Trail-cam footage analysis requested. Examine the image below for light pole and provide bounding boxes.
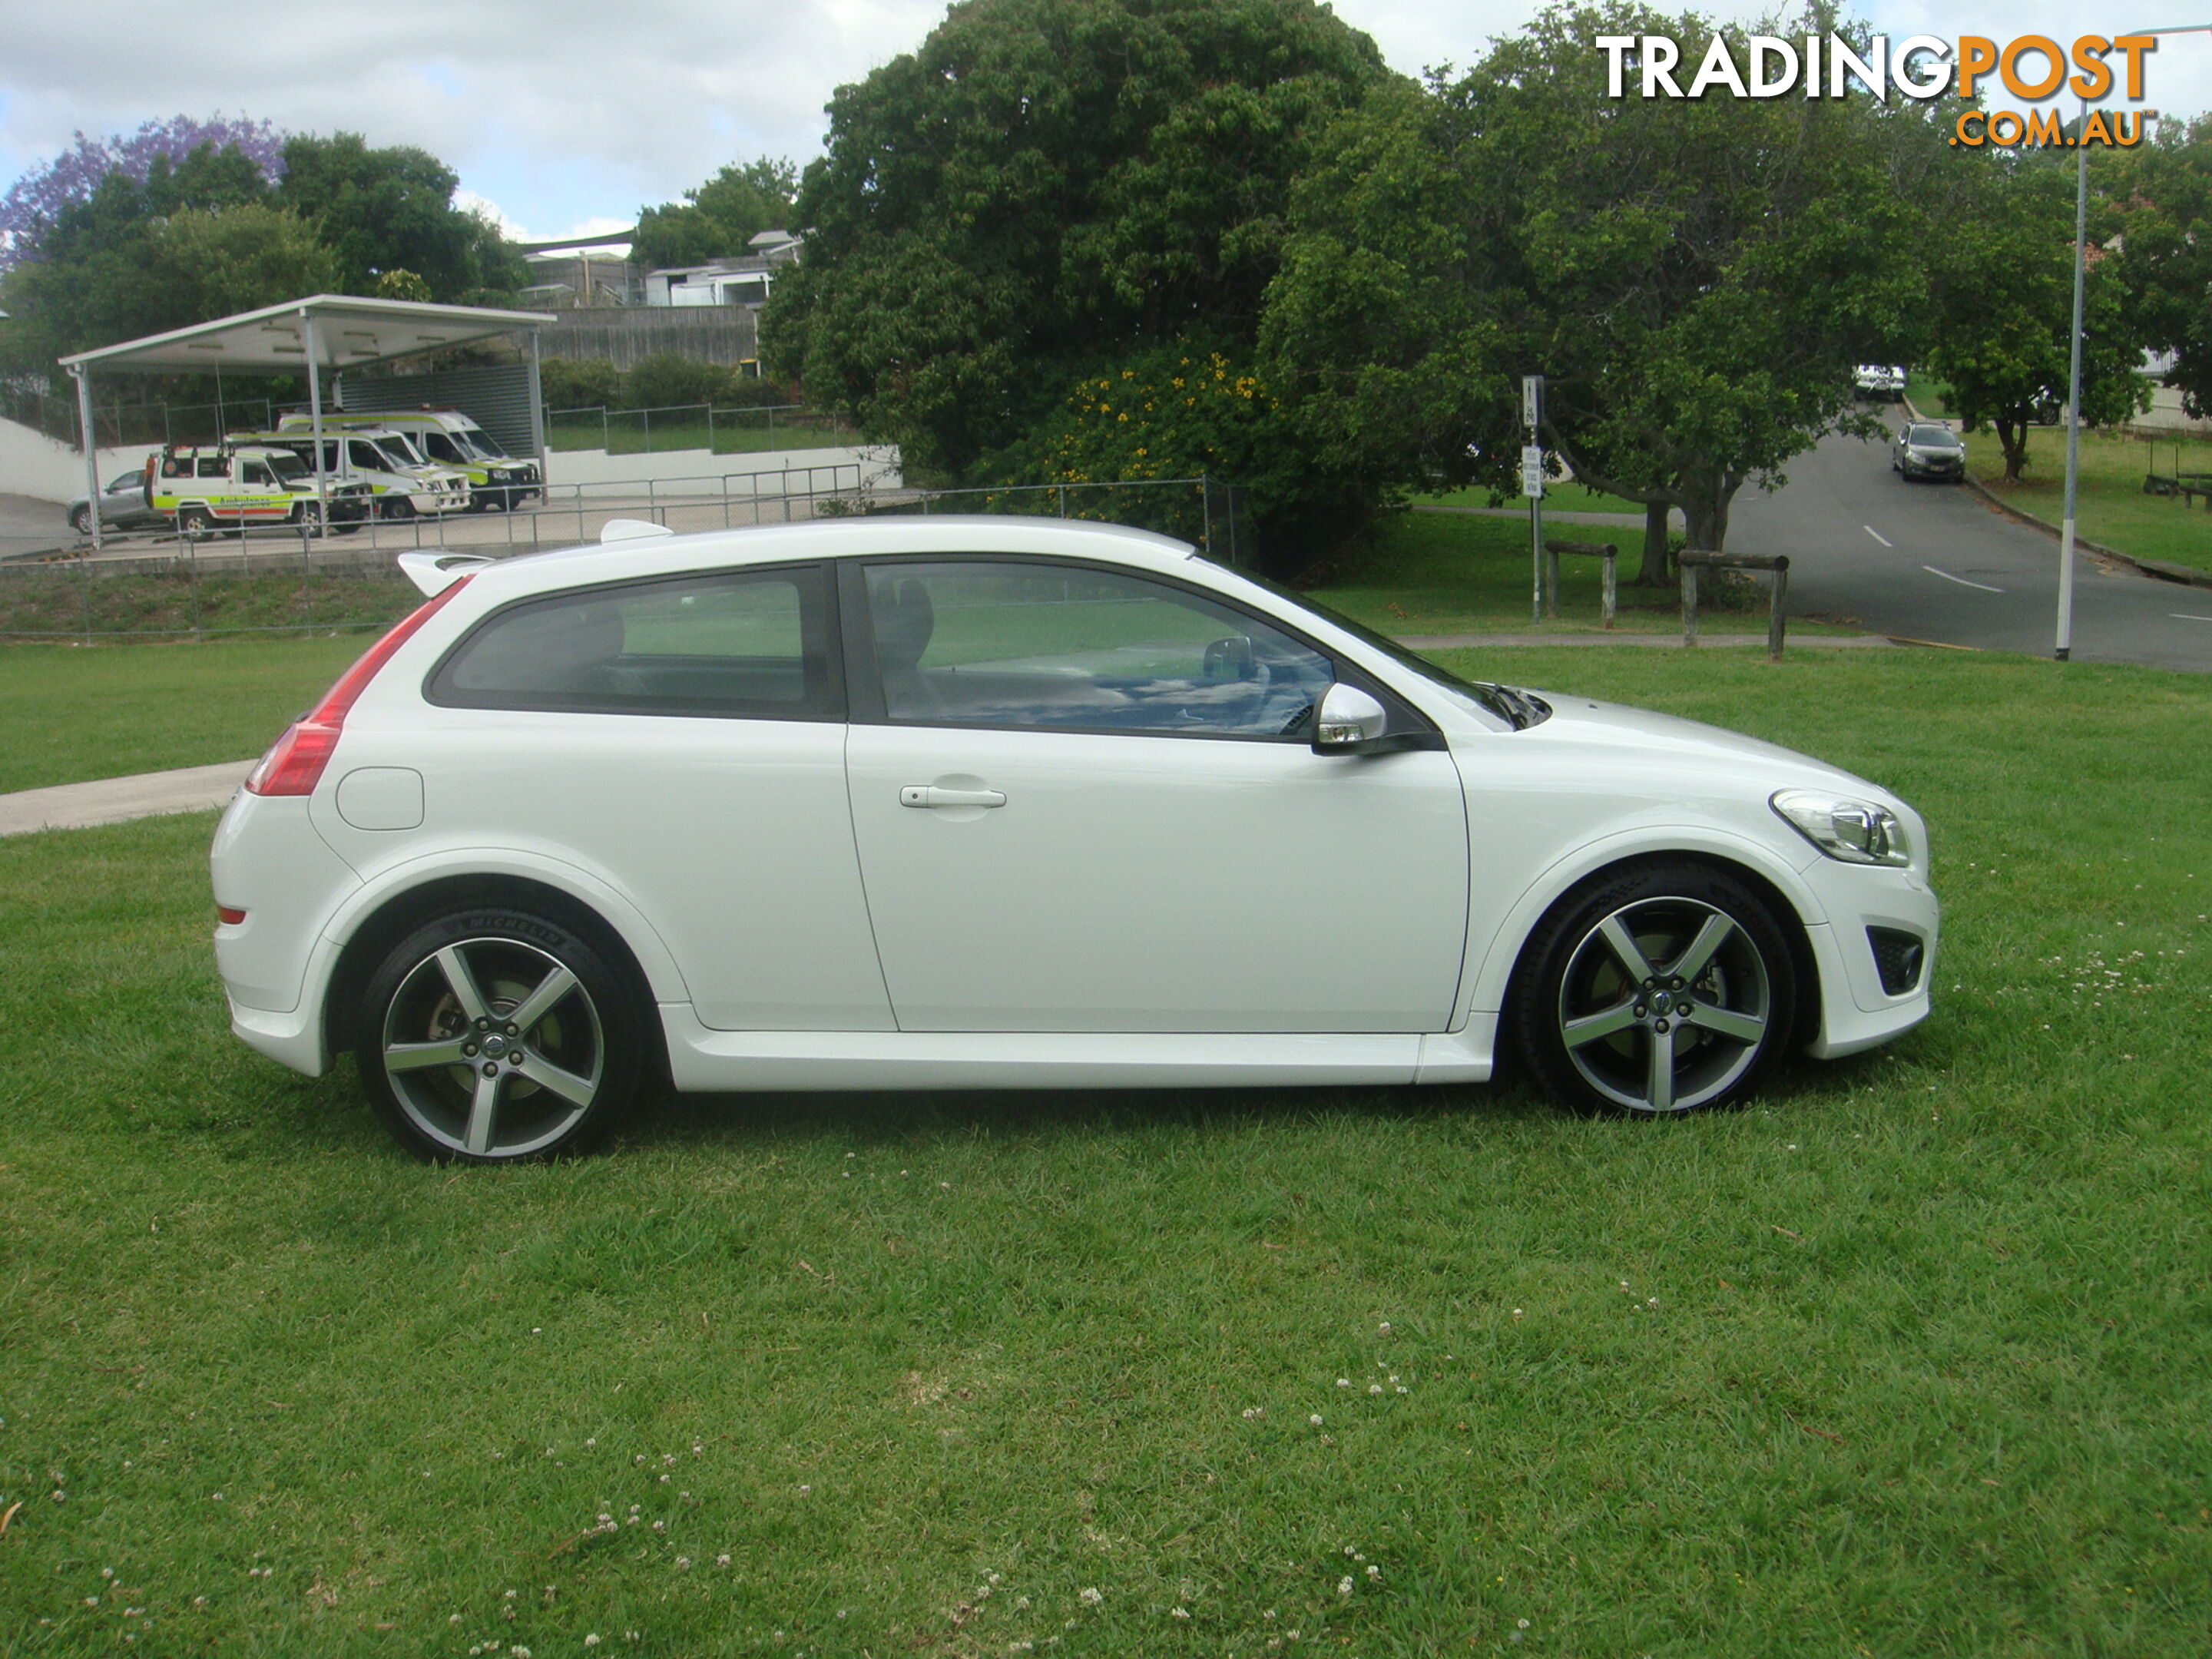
[2057,22,2211,661]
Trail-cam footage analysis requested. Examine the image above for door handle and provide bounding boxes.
[900,785,1006,809]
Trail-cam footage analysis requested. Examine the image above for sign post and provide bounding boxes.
[1522,375,1545,623]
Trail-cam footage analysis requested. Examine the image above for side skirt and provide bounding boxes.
[659,1005,1497,1092]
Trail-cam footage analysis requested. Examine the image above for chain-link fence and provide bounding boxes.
[544,402,859,456]
[2,469,1254,643]
[0,383,276,449]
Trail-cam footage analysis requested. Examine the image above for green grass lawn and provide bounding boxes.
[1316,507,1848,637]
[1965,426,2212,578]
[0,635,369,794]
[1,562,419,648]
[4,639,2210,1654]
[1406,482,1652,517]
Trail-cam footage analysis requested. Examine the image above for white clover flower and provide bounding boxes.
[1241,1406,1263,1420]
[716,1554,731,1567]
[1171,1606,1190,1619]
[585,1637,601,1649]
[652,1521,666,1533]
[1309,1414,1323,1426]
[101,1568,114,1579]
[1336,1379,1349,1388]
[1078,1587,1103,1605]
[1369,1383,1383,1395]
[1337,1576,1353,1596]
[1378,1321,1391,1333]
[452,1613,464,1624]
[1366,1565,1382,1581]
[675,1558,690,1570]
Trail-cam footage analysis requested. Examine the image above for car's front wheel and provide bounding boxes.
[70,504,94,535]
[1512,863,1796,1115]
[356,909,643,1161]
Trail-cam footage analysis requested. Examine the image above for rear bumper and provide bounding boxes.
[228,995,331,1077]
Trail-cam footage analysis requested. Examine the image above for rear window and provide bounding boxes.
[427,563,840,720]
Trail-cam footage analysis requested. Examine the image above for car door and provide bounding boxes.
[839,556,1471,1034]
[395,559,894,1032]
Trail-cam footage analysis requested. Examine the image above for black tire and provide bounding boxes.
[70,505,94,535]
[381,496,416,522]
[1510,862,1796,1116]
[177,505,214,534]
[356,907,644,1162]
[293,500,324,534]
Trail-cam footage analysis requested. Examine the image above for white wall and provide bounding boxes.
[0,416,151,504]
[542,442,902,494]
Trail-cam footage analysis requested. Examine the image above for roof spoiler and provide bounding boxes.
[398,550,496,597]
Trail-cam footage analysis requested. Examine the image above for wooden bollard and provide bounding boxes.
[1543,538,1619,628]
[1679,550,1791,661]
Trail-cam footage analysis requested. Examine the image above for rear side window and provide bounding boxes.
[428,564,839,720]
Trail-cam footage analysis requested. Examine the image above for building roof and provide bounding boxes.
[58,294,558,374]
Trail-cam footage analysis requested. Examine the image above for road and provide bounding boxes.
[1730,412,2212,673]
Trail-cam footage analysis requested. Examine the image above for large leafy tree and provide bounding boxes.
[767,0,1390,514]
[0,114,284,273]
[0,141,300,365]
[1925,145,2146,482]
[1266,5,1947,573]
[632,158,797,270]
[273,132,522,302]
[2102,114,2212,422]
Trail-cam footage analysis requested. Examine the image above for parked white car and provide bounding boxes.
[1853,364,1906,399]
[211,518,1938,1161]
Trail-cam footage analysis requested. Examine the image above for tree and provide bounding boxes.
[1266,5,1949,574]
[1926,146,2147,482]
[273,133,522,302]
[632,159,796,270]
[767,0,1391,534]
[2103,114,2212,421]
[0,141,299,365]
[0,114,283,273]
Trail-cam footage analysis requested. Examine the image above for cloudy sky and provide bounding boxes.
[2,0,2205,245]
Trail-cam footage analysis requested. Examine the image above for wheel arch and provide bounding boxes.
[1475,834,1826,1054]
[320,871,673,1080]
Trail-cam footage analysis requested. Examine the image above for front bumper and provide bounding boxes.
[1794,854,1940,1058]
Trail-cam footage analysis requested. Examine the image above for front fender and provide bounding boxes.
[1463,822,1826,1018]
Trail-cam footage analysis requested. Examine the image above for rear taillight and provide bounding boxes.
[217,906,247,926]
[245,577,472,797]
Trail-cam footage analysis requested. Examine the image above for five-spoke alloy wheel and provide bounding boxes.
[358,909,641,1161]
[1515,864,1796,1115]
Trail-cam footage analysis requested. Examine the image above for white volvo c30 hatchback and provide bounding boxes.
[210,517,1938,1161]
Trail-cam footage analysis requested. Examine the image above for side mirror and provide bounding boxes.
[1313,683,1388,753]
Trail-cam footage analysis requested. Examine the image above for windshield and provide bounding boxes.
[1219,564,1545,730]
[266,452,310,484]
[375,435,426,468]
[457,426,507,459]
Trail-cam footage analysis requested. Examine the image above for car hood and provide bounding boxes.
[1509,691,1892,800]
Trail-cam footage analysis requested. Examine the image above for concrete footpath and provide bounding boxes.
[0,759,252,837]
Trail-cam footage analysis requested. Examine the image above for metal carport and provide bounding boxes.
[57,294,555,548]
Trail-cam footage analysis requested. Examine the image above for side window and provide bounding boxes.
[862,560,1333,739]
[429,564,839,720]
[423,432,462,461]
[241,461,273,486]
[196,456,227,477]
[348,440,386,472]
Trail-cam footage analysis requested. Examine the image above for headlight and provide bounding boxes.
[1770,790,1910,866]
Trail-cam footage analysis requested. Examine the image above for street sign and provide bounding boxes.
[1522,374,1544,432]
[1521,444,1546,498]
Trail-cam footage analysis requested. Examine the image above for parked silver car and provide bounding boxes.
[68,469,166,535]
[1892,423,1965,481]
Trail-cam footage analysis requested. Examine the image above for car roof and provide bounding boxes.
[460,515,1203,603]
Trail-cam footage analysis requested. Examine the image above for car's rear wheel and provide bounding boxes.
[1512,863,1796,1115]
[357,909,643,1161]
